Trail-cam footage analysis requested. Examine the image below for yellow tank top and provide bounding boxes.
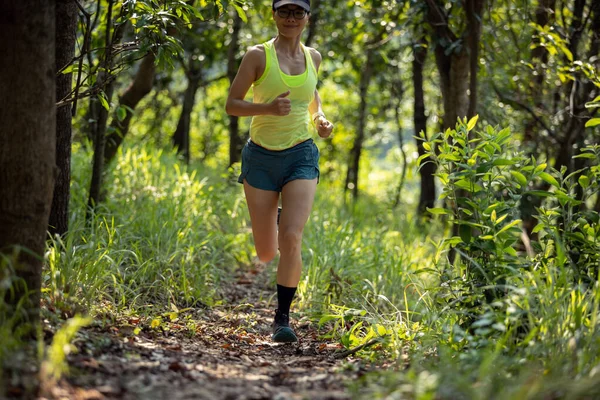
[250,39,318,150]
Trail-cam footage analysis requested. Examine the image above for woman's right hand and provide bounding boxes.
[270,91,291,116]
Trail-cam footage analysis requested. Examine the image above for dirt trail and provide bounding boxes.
[45,265,371,400]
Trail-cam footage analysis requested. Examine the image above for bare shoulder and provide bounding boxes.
[240,45,266,81]
[306,46,322,70]
[244,44,266,63]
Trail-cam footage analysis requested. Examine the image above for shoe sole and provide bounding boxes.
[272,327,298,343]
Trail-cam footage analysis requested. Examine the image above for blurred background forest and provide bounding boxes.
[1,0,599,398]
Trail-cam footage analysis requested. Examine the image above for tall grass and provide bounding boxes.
[44,143,254,318]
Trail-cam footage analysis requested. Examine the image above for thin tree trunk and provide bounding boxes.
[305,0,321,47]
[173,69,201,164]
[412,39,436,215]
[520,0,556,238]
[49,0,78,237]
[393,101,407,208]
[466,0,485,119]
[425,0,481,264]
[228,12,243,167]
[554,0,589,174]
[87,0,117,213]
[0,0,56,324]
[104,53,156,165]
[345,49,374,199]
[425,0,470,129]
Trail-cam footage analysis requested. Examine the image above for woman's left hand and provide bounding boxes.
[316,116,334,138]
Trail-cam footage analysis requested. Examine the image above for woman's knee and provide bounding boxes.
[257,248,277,263]
[279,228,303,251]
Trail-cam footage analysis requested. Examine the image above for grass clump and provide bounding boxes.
[43,144,254,321]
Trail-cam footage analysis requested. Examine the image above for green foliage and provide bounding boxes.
[40,316,92,385]
[532,144,600,281]
[420,117,536,288]
[44,143,254,318]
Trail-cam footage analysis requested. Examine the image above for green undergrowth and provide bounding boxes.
[4,130,599,399]
[44,143,254,322]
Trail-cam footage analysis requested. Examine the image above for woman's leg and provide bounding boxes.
[243,180,280,264]
[277,178,318,287]
[270,178,317,342]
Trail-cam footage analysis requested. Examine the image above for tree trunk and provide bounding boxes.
[520,0,556,238]
[104,53,156,165]
[173,69,201,164]
[393,97,407,209]
[425,0,483,264]
[49,0,78,237]
[345,49,374,199]
[0,0,56,324]
[554,0,590,174]
[87,0,122,213]
[435,46,470,129]
[228,12,243,167]
[305,0,321,47]
[412,39,436,215]
[88,83,115,211]
[466,0,485,119]
[425,0,473,129]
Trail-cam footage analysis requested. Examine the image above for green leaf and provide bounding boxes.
[484,203,502,214]
[459,224,472,243]
[455,179,483,192]
[467,115,479,131]
[97,92,110,111]
[578,175,590,189]
[233,4,248,22]
[444,236,463,246]
[493,159,516,166]
[497,219,522,235]
[585,118,600,128]
[117,106,127,121]
[427,207,450,215]
[573,153,597,159]
[416,154,431,168]
[538,172,560,188]
[495,214,508,225]
[532,223,545,234]
[510,171,527,186]
[534,163,547,172]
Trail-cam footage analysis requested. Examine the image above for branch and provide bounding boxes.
[55,74,118,109]
[493,85,558,139]
[72,0,93,115]
[424,0,457,42]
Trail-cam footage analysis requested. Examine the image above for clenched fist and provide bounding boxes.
[315,116,334,138]
[270,91,291,116]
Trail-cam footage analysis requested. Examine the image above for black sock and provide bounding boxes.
[276,284,297,315]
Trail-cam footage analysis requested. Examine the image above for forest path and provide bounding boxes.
[48,264,373,400]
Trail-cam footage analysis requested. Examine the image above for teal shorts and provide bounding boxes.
[238,139,320,192]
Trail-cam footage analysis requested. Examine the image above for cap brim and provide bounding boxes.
[273,0,310,12]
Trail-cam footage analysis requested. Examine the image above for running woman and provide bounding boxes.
[225,0,334,343]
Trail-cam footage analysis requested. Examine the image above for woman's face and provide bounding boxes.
[272,5,309,37]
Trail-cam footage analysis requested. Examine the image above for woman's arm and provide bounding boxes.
[308,88,324,119]
[307,49,334,138]
[225,46,291,117]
